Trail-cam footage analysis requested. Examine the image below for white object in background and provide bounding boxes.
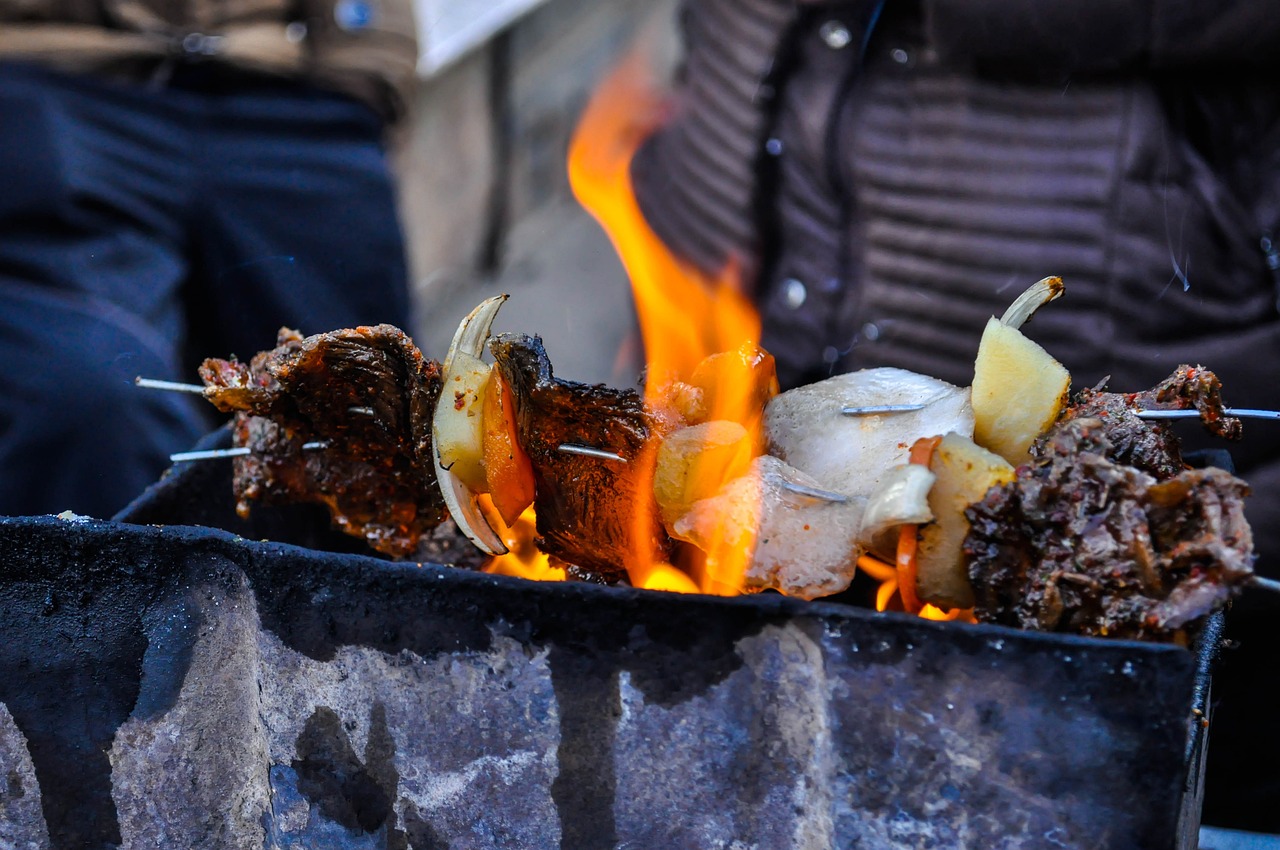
[415,0,548,76]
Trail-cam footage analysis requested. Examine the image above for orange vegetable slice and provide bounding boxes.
[482,370,536,526]
[896,435,942,614]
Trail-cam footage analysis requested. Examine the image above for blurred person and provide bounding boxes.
[0,0,418,517]
[631,0,1280,831]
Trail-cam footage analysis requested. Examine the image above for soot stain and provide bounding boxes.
[548,646,620,850]
[402,800,452,850]
[0,519,208,849]
[292,703,402,836]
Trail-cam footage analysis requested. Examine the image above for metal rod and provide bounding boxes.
[557,443,628,462]
[169,440,328,463]
[1250,575,1280,595]
[781,481,848,503]
[841,403,926,416]
[1135,408,1280,421]
[135,377,207,395]
[349,406,376,416]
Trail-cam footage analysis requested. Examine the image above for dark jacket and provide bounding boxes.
[634,0,1280,516]
[633,0,1280,828]
[0,0,417,118]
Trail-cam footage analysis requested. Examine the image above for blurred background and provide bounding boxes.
[401,0,678,384]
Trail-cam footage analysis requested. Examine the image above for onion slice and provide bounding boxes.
[433,295,510,555]
[998,276,1064,330]
[857,463,937,552]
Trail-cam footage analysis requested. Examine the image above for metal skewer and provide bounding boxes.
[1135,408,1280,421]
[169,440,328,463]
[137,375,379,419]
[841,403,927,416]
[135,377,207,394]
[781,481,849,503]
[1250,575,1280,595]
[557,443,628,462]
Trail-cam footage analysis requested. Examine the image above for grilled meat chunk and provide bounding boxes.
[965,418,1254,639]
[489,333,676,581]
[1051,365,1241,480]
[199,325,446,557]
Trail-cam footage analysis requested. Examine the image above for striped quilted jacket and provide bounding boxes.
[634,0,1280,394]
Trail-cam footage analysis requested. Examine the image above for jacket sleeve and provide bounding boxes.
[922,0,1280,73]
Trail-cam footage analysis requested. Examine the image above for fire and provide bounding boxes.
[567,45,762,596]
[481,499,566,582]
[483,44,974,624]
[858,555,976,623]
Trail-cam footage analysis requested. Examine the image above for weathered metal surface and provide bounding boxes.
[0,511,1203,850]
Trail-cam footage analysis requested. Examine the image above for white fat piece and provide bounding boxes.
[674,456,869,600]
[764,367,973,500]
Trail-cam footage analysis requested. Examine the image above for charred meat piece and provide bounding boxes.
[1053,365,1241,480]
[489,333,676,581]
[199,325,447,557]
[965,418,1254,639]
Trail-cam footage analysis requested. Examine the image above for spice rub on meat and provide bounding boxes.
[1051,365,1242,480]
[489,333,677,581]
[965,418,1254,639]
[198,325,447,557]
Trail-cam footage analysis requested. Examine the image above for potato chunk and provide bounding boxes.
[971,317,1070,465]
[916,433,1016,609]
[654,421,753,528]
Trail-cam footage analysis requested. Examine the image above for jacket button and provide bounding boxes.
[819,20,853,50]
[764,137,784,157]
[285,21,308,43]
[822,346,840,364]
[181,32,224,55]
[862,322,881,341]
[335,0,375,30]
[890,48,910,65]
[782,278,807,309]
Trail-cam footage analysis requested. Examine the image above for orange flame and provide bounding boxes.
[857,555,976,623]
[481,499,567,582]
[568,46,764,596]
[483,44,979,627]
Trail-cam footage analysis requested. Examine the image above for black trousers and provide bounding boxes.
[0,61,412,518]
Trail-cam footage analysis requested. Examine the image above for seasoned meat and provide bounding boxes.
[199,325,447,557]
[965,418,1254,639]
[1052,365,1241,480]
[489,333,676,581]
